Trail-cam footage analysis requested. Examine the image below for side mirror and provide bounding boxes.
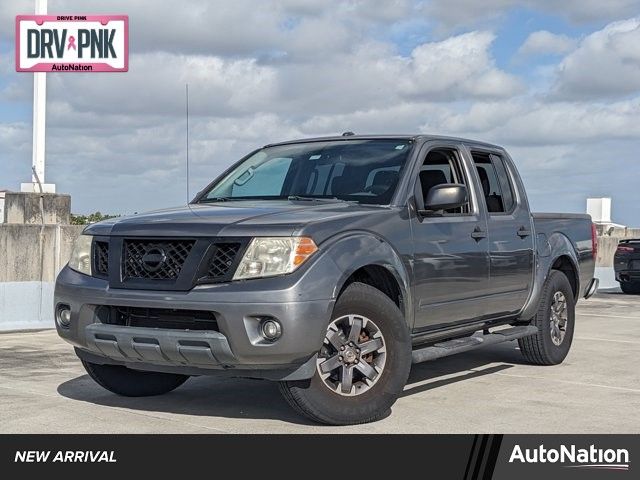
[422,184,468,213]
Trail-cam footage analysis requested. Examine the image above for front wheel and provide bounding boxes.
[518,270,575,365]
[279,282,411,425]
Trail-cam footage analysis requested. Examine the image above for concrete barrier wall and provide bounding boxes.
[0,224,83,282]
[3,192,71,225]
[0,224,83,330]
[596,237,620,268]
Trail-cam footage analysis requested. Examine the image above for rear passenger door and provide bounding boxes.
[469,149,534,317]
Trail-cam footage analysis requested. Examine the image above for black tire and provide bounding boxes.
[279,282,411,425]
[81,360,189,397]
[518,270,575,365]
[620,281,640,295]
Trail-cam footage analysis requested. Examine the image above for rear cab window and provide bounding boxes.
[470,151,516,214]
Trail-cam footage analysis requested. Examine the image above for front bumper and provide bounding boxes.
[55,266,335,380]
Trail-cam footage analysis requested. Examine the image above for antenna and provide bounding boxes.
[185,83,190,203]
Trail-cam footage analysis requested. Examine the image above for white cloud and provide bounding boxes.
[41,30,518,122]
[553,18,640,99]
[437,99,640,146]
[401,31,523,100]
[499,101,640,145]
[45,53,278,118]
[518,31,577,57]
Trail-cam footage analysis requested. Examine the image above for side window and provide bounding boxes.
[490,154,515,212]
[232,157,292,196]
[471,152,515,214]
[419,148,470,215]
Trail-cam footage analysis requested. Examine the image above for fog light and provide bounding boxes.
[56,305,71,328]
[261,319,282,341]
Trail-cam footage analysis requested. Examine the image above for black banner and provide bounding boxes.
[0,434,636,478]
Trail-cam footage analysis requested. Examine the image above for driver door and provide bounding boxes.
[411,144,491,330]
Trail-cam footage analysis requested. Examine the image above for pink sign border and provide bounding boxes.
[15,14,129,72]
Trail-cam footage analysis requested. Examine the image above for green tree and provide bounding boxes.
[70,211,119,225]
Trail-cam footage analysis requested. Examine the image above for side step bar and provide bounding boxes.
[411,325,538,364]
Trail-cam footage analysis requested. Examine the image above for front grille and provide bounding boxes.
[123,239,195,280]
[207,243,241,279]
[101,306,218,331]
[93,241,109,276]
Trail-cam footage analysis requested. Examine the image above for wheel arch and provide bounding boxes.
[519,232,580,320]
[338,264,405,313]
[550,254,579,299]
[323,232,413,327]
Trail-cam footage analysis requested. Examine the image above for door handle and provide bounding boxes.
[517,226,532,238]
[471,226,487,240]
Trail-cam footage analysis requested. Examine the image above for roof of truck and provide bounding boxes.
[264,134,503,150]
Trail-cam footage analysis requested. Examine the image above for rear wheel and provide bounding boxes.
[279,282,411,425]
[518,270,575,365]
[81,360,189,397]
[620,281,640,295]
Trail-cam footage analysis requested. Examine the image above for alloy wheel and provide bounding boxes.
[550,291,568,346]
[316,314,387,396]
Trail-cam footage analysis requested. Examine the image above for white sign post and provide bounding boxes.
[21,0,55,193]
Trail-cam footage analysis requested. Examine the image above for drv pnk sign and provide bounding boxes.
[15,15,128,72]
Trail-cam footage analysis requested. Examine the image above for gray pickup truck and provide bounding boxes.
[55,135,599,425]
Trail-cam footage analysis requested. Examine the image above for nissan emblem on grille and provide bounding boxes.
[141,247,167,272]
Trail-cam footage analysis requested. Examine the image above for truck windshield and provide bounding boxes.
[199,139,413,205]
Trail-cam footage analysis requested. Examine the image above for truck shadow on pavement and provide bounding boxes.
[402,341,521,397]
[56,341,525,426]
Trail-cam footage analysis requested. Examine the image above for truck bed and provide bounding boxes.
[532,211,595,298]
[532,212,593,241]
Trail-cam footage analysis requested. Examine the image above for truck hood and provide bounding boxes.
[84,200,389,239]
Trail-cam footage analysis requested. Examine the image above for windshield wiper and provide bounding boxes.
[199,196,232,203]
[200,195,355,204]
[287,195,346,203]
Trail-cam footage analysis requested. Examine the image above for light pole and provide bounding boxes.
[21,0,55,193]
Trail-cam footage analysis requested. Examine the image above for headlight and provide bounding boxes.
[68,234,93,276]
[233,237,318,280]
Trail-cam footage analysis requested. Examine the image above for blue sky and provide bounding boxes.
[1,0,639,224]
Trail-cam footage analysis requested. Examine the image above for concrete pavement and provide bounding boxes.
[1,292,639,433]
